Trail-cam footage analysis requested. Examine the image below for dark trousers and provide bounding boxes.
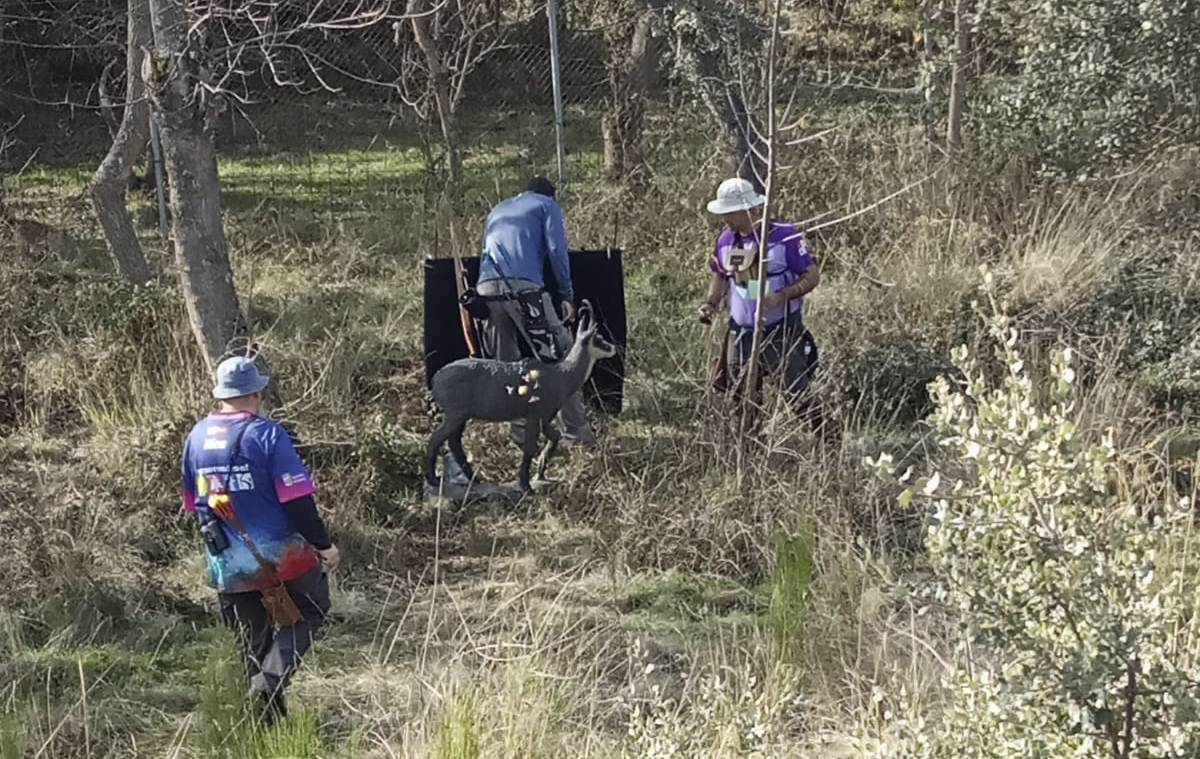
[218,566,331,701]
[476,277,595,446]
[727,310,824,429]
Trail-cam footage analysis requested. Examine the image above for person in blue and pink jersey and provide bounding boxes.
[698,177,826,431]
[181,355,340,725]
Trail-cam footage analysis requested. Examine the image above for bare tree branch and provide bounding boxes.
[806,169,944,234]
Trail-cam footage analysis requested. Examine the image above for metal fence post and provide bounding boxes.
[149,113,169,239]
[546,0,567,197]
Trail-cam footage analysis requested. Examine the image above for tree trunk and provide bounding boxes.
[946,0,970,150]
[602,13,655,183]
[602,96,645,182]
[147,0,248,373]
[409,0,463,204]
[720,91,769,192]
[98,58,122,141]
[0,128,11,218]
[601,109,622,182]
[91,0,154,286]
[681,42,769,190]
[668,11,768,190]
[920,0,937,143]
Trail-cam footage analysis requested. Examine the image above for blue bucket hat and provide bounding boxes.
[213,356,270,400]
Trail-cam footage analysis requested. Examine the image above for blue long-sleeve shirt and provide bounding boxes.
[477,191,574,303]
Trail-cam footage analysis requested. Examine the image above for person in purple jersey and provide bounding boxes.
[698,178,826,431]
[181,355,340,725]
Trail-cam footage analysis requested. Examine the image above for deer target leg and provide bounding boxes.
[447,421,474,481]
[517,414,541,492]
[425,416,460,487]
[536,418,561,481]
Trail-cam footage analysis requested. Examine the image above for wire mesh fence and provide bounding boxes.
[0,0,617,238]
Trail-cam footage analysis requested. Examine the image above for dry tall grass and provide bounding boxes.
[2,98,1199,757]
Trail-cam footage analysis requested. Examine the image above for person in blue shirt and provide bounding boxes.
[475,177,596,448]
[181,356,340,725]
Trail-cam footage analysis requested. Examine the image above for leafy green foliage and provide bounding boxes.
[1134,339,1200,413]
[871,270,1200,757]
[1060,246,1200,412]
[354,413,427,520]
[977,0,1200,175]
[846,338,961,423]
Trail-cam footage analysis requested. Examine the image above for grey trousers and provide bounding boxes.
[476,277,595,446]
[218,566,331,700]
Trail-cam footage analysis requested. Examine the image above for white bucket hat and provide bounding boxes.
[706,177,766,215]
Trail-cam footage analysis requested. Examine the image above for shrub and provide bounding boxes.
[844,338,960,424]
[869,271,1200,757]
[976,0,1200,176]
[354,412,427,520]
[1134,336,1200,413]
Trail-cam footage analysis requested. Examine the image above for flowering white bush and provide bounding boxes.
[870,269,1200,758]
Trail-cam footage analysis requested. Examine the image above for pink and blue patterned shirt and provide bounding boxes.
[181,411,319,594]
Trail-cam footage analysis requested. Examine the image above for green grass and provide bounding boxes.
[432,687,481,759]
[619,570,762,627]
[196,629,324,759]
[768,522,814,665]
[0,610,381,757]
[4,103,607,260]
[0,712,21,759]
[8,164,94,197]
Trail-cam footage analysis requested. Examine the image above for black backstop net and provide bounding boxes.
[422,249,627,416]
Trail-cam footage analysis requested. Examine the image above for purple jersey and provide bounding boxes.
[709,221,814,328]
[181,411,318,593]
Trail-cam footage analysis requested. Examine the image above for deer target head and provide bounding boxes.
[576,300,616,360]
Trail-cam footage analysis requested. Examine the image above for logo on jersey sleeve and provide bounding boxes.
[280,472,308,487]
